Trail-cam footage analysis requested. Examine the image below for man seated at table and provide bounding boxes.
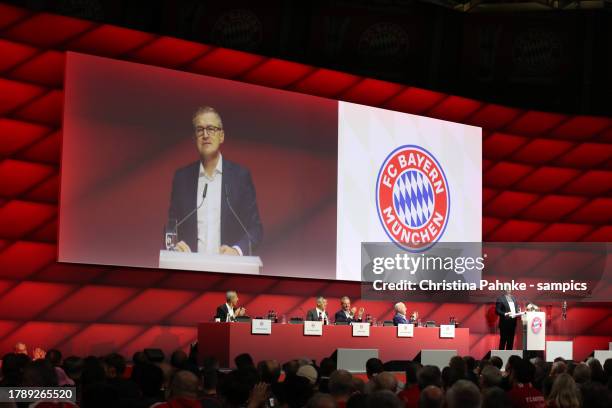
[306,296,329,324]
[215,290,246,322]
[393,302,408,325]
[392,302,419,325]
[334,296,364,324]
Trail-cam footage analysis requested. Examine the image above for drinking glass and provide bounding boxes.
[165,218,178,250]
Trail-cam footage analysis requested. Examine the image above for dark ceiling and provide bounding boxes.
[4,0,612,116]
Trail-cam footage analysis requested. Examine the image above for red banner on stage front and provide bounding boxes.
[198,322,469,368]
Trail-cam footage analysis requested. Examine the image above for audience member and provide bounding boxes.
[579,380,612,408]
[398,361,420,408]
[45,349,62,367]
[235,352,255,370]
[297,364,318,386]
[418,365,442,390]
[546,373,580,408]
[14,342,28,355]
[572,363,591,385]
[507,358,546,408]
[480,365,502,389]
[152,370,201,408]
[365,390,402,408]
[318,357,336,393]
[5,347,612,408]
[490,356,503,370]
[328,369,354,407]
[587,357,606,384]
[482,386,511,408]
[307,392,337,408]
[446,379,480,408]
[418,385,443,408]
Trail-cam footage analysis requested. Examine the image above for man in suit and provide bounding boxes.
[393,302,408,326]
[334,296,364,324]
[215,290,246,322]
[168,106,263,256]
[495,289,520,349]
[306,296,329,324]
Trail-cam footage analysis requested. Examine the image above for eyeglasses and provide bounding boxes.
[195,126,223,137]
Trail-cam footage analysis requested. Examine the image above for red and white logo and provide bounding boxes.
[531,316,543,334]
[376,145,450,251]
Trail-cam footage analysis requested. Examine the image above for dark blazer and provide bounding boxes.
[167,158,263,255]
[215,304,234,322]
[334,310,361,324]
[306,308,328,323]
[393,313,408,326]
[495,294,518,326]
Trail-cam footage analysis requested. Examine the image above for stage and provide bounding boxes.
[198,322,470,368]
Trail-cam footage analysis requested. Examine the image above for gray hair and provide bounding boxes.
[225,290,237,302]
[446,379,481,408]
[192,106,223,127]
[394,302,405,312]
[316,296,326,306]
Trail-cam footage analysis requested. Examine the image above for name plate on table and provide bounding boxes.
[352,322,370,337]
[397,323,414,338]
[251,319,272,335]
[440,324,455,338]
[304,320,323,336]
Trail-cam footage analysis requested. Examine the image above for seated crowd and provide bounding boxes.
[1,342,612,408]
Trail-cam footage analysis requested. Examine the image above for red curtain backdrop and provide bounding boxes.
[0,3,610,361]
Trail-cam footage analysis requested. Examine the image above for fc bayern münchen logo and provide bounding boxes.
[531,317,543,334]
[375,145,450,252]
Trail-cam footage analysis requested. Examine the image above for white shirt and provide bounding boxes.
[225,303,235,322]
[197,156,223,254]
[506,295,516,315]
[316,308,328,324]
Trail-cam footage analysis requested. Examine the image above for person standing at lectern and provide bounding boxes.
[306,296,329,324]
[496,289,520,350]
[334,296,365,324]
[167,106,263,256]
[215,290,246,322]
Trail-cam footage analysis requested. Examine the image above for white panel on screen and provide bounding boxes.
[336,102,482,281]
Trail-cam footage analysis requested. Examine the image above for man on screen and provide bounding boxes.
[306,296,329,324]
[215,290,246,322]
[495,289,520,350]
[167,106,263,255]
[334,296,364,324]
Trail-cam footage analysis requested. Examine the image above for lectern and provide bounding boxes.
[522,311,546,351]
[159,250,262,274]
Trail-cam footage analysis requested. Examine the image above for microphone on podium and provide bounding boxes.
[224,184,253,255]
[176,183,207,228]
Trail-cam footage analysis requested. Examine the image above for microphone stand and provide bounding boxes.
[224,184,253,256]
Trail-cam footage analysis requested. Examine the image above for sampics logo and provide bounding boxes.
[376,145,450,252]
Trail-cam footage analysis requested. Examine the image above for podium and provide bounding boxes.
[159,250,262,274]
[522,312,546,351]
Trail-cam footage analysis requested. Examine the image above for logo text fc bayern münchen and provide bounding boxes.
[375,145,450,252]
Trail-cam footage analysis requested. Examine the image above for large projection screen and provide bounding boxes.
[59,52,482,281]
